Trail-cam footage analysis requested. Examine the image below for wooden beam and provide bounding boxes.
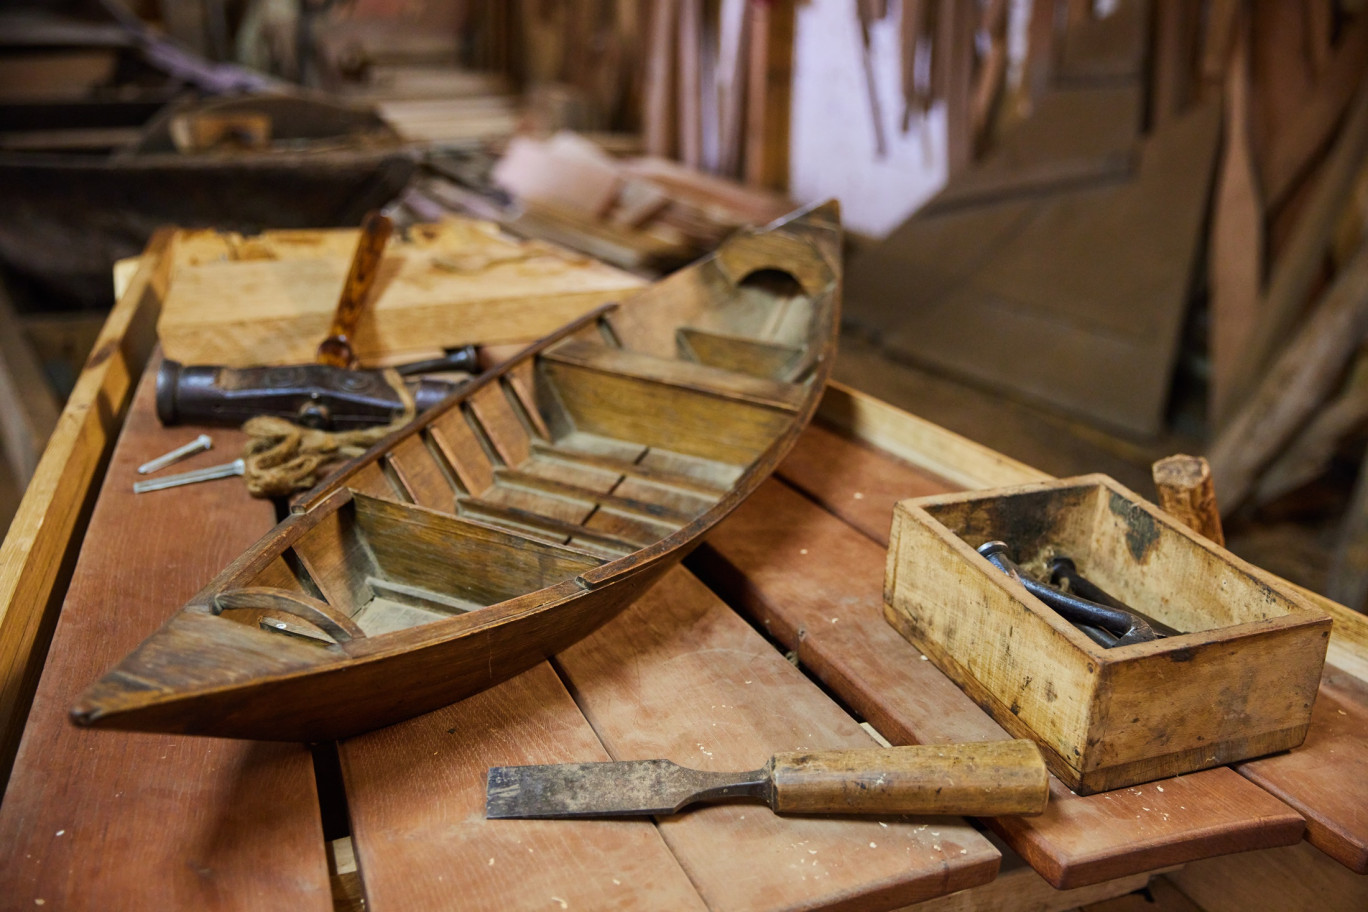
[0,283,59,487]
[1262,12,1368,211]
[744,0,794,191]
[1210,241,1368,512]
[0,234,170,788]
[1209,16,1264,425]
[1226,77,1368,415]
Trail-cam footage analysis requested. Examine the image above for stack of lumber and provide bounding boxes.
[404,131,795,275]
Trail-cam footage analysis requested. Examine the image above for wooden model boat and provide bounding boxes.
[70,202,841,741]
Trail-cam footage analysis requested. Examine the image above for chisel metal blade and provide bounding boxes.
[485,758,770,819]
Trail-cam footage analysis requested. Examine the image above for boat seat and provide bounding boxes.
[542,339,809,412]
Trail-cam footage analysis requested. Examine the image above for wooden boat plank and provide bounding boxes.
[518,452,623,493]
[494,468,695,524]
[528,439,728,495]
[553,567,1002,911]
[428,409,497,495]
[386,433,456,511]
[580,508,679,549]
[545,357,795,465]
[456,498,637,556]
[0,355,331,910]
[338,662,710,912]
[638,446,744,489]
[467,381,536,468]
[479,482,597,526]
[611,475,715,517]
[691,459,1306,889]
[342,460,405,502]
[544,338,808,412]
[292,508,374,618]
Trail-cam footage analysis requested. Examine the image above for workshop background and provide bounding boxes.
[0,1,1366,909]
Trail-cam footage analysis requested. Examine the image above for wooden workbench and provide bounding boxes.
[0,244,1365,910]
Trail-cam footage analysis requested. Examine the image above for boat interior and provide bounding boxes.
[211,229,838,646]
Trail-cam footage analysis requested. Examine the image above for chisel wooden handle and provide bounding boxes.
[317,210,393,368]
[770,739,1048,816]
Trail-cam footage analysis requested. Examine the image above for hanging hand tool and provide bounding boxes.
[486,740,1048,819]
[316,210,393,369]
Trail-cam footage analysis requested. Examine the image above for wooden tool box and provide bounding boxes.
[0,236,1365,910]
[884,474,1330,794]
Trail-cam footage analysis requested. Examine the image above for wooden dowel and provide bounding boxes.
[317,211,393,369]
[770,740,1049,817]
[1152,454,1225,545]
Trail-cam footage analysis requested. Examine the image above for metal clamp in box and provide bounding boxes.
[883,474,1330,795]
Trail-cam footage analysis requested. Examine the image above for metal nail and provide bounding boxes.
[138,434,213,474]
[133,458,245,493]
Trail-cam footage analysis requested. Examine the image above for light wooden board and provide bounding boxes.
[0,354,332,909]
[554,567,1001,911]
[868,102,1220,436]
[339,664,708,912]
[0,234,170,787]
[157,218,643,366]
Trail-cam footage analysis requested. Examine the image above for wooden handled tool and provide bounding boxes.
[486,739,1048,819]
[316,210,393,369]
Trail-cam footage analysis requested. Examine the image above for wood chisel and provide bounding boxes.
[486,739,1048,819]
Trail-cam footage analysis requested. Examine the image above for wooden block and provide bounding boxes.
[339,664,709,912]
[0,354,332,909]
[554,567,1002,910]
[691,465,1307,889]
[157,218,643,367]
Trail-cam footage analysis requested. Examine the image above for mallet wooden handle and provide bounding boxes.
[770,739,1048,816]
[317,211,393,368]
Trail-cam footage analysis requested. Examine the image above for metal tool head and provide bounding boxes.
[485,759,769,819]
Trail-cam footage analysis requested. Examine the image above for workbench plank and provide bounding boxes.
[1235,680,1368,872]
[694,434,1308,889]
[0,354,332,911]
[554,567,1001,912]
[339,664,708,912]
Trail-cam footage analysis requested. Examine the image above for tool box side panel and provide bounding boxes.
[884,500,1099,773]
[1083,477,1324,632]
[1092,624,1329,776]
